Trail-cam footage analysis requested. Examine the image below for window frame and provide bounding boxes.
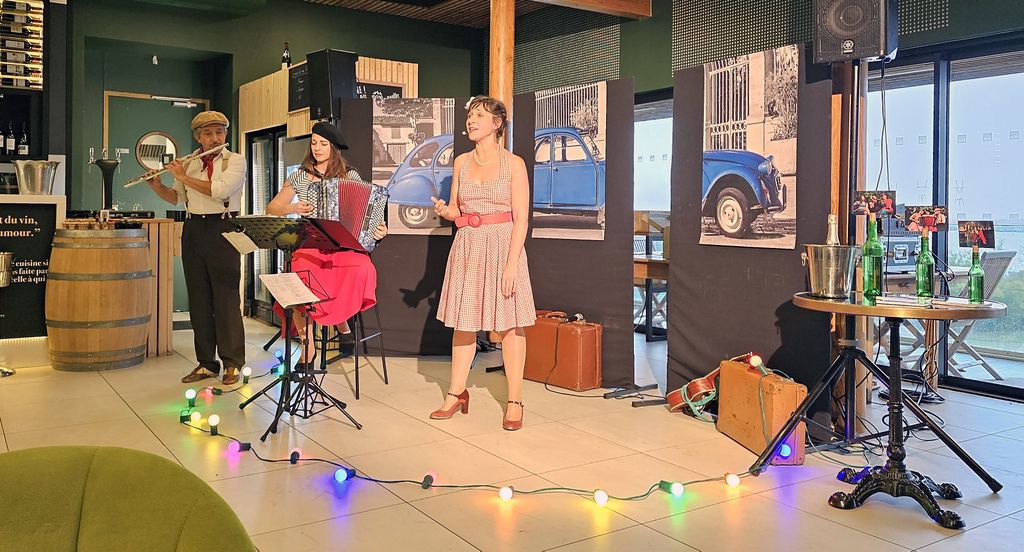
[868,34,1024,400]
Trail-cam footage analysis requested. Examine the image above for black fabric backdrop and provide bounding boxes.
[513,78,635,388]
[343,82,636,388]
[340,98,470,356]
[667,47,832,411]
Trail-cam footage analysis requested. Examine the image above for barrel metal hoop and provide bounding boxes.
[45,315,152,328]
[47,271,152,281]
[51,356,145,372]
[54,229,148,238]
[48,345,147,358]
[51,242,150,249]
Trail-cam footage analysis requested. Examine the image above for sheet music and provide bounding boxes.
[259,272,320,309]
[222,231,258,255]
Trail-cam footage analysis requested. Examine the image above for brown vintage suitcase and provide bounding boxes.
[524,311,602,391]
[716,360,807,466]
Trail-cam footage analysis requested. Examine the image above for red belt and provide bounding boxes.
[455,211,512,228]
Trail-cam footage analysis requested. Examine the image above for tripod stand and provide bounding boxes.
[231,216,363,441]
[751,293,1005,529]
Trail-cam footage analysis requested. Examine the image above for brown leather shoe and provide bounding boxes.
[503,400,524,431]
[222,367,240,385]
[181,366,216,384]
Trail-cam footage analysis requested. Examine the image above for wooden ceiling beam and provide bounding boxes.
[532,0,651,19]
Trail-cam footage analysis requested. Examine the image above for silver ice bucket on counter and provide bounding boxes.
[13,160,60,195]
[801,244,859,299]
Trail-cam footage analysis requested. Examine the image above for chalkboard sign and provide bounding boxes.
[0,198,63,338]
[356,82,403,102]
[288,63,310,112]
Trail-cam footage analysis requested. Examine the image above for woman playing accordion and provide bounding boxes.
[266,122,386,367]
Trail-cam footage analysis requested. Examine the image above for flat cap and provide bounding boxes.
[191,111,230,131]
[311,121,349,150]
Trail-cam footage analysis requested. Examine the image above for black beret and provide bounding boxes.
[311,122,349,150]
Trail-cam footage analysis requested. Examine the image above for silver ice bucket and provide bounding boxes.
[801,244,859,299]
[13,160,60,195]
[0,252,12,288]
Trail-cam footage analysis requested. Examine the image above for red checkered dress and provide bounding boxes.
[437,151,536,332]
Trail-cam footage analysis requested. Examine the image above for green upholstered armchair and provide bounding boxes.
[0,446,255,552]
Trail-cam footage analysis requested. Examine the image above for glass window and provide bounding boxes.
[436,145,454,167]
[948,50,1024,374]
[555,135,589,162]
[866,63,936,210]
[535,137,551,164]
[634,99,672,211]
[409,142,438,167]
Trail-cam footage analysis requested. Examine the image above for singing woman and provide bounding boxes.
[430,96,536,431]
[265,122,387,367]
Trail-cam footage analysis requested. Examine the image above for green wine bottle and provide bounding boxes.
[862,212,884,298]
[916,228,934,298]
[968,243,985,303]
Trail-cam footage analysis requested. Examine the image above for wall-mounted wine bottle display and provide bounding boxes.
[0,0,42,91]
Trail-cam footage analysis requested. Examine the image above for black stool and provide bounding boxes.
[317,305,388,399]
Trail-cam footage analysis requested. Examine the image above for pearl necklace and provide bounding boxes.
[473,147,499,166]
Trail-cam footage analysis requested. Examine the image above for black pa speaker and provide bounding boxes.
[813,0,898,64]
[307,49,357,121]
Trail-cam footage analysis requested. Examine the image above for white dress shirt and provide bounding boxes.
[171,148,246,214]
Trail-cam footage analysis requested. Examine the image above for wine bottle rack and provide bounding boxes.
[0,0,43,91]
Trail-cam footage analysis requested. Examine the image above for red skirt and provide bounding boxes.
[273,248,377,330]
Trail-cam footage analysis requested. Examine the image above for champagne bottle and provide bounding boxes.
[281,42,291,70]
[915,228,934,298]
[0,120,6,155]
[16,121,27,155]
[825,213,840,245]
[862,212,884,298]
[968,243,985,303]
[4,121,14,152]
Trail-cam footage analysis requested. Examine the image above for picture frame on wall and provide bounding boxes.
[531,81,608,241]
[699,44,799,249]
[373,98,457,236]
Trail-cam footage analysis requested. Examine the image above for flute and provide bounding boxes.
[123,143,230,188]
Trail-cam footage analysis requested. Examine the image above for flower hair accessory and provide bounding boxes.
[464,96,476,110]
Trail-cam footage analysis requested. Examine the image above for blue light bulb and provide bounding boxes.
[779,444,792,459]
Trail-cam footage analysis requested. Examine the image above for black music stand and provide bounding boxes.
[231,216,363,441]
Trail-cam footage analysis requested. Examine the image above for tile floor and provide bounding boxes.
[2,319,1023,551]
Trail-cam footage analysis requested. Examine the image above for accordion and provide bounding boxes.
[296,176,389,252]
[336,178,389,252]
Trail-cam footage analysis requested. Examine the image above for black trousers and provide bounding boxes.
[181,215,245,372]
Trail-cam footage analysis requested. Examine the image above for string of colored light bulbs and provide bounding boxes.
[177,376,755,505]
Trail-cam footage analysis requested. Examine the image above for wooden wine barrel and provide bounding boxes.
[45,229,152,371]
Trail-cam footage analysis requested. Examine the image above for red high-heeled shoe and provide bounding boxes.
[430,390,469,420]
[503,400,524,431]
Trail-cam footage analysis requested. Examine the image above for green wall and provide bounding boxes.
[619,0,673,93]
[71,0,484,208]
[613,0,1024,95]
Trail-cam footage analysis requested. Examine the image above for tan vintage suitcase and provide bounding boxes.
[716,360,807,466]
[524,311,602,391]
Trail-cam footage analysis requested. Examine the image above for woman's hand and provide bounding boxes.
[501,265,517,298]
[431,196,452,220]
[291,200,313,217]
[372,223,388,241]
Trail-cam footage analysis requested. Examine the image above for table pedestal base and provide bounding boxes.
[830,464,965,529]
[752,315,1001,529]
